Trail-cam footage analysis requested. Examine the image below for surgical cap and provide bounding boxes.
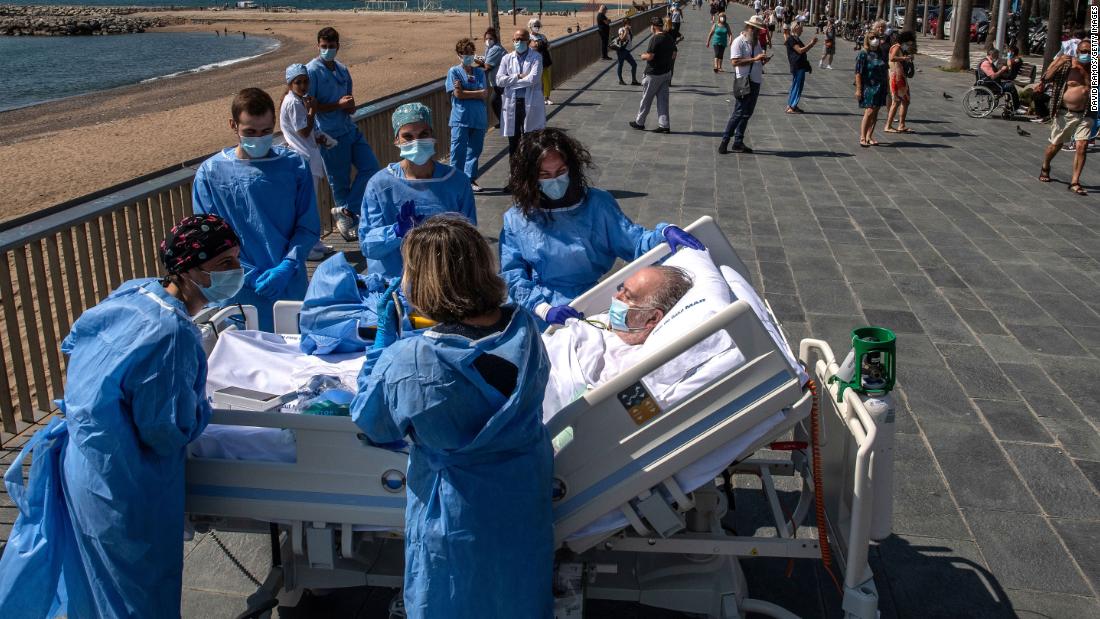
[159,214,240,274]
[285,63,308,84]
[391,102,432,135]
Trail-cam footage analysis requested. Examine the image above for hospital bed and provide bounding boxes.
[184,217,890,619]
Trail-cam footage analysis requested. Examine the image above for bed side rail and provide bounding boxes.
[550,299,803,544]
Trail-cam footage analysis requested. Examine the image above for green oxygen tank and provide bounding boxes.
[829,325,898,541]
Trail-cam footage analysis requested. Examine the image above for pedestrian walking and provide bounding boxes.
[884,30,915,134]
[482,28,506,129]
[753,0,761,13]
[528,18,555,106]
[613,21,641,84]
[669,3,684,40]
[719,15,769,154]
[597,5,613,59]
[819,19,835,68]
[629,16,678,133]
[707,13,733,73]
[497,29,547,158]
[784,21,816,113]
[855,32,888,147]
[446,38,490,193]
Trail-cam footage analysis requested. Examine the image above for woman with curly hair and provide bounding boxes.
[498,128,704,326]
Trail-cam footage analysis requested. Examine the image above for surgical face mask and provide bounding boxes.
[539,172,570,200]
[1006,52,1014,59]
[531,26,541,33]
[1078,53,1091,64]
[515,40,529,53]
[193,268,244,303]
[486,38,495,47]
[869,38,881,48]
[398,138,436,165]
[608,298,656,332]
[319,47,337,61]
[462,54,476,67]
[239,134,273,158]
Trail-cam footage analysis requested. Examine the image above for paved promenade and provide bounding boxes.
[4,5,1099,617]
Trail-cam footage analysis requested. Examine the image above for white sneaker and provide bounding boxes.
[331,207,358,242]
[826,64,833,69]
[544,98,554,106]
[471,181,483,193]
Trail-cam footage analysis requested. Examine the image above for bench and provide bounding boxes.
[1013,61,1037,87]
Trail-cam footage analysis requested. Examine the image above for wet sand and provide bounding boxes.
[0,9,616,222]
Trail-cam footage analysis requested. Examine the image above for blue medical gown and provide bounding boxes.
[306,57,357,138]
[192,146,320,331]
[358,162,477,279]
[0,279,212,618]
[350,307,554,619]
[499,188,669,314]
[299,252,412,355]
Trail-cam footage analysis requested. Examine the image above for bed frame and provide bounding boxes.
[184,217,887,619]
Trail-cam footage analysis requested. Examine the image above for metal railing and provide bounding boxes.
[0,7,664,440]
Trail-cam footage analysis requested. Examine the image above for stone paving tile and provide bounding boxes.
[962,510,1091,596]
[1001,444,1100,519]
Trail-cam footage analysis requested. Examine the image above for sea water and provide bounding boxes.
[4,0,587,9]
[0,32,278,112]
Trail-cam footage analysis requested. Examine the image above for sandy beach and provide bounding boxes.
[0,8,624,223]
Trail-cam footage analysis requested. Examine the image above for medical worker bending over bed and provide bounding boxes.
[192,87,321,331]
[500,127,705,326]
[350,214,553,618]
[0,216,239,618]
[359,103,478,280]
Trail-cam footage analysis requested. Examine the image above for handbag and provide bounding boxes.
[734,74,752,98]
[904,60,915,78]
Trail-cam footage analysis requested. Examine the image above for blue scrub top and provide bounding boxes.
[484,42,506,86]
[350,306,554,618]
[193,146,320,280]
[306,56,357,137]
[359,161,478,280]
[445,65,489,129]
[499,188,669,313]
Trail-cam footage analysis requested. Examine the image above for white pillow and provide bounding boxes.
[639,249,742,405]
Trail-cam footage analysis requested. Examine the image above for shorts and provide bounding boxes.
[1049,109,1092,145]
[889,72,909,103]
[713,44,726,58]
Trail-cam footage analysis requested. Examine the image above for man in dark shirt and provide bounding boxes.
[597,5,612,59]
[629,16,678,133]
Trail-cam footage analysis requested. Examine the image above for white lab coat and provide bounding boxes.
[495,50,546,137]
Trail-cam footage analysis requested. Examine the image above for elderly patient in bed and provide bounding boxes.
[541,254,748,420]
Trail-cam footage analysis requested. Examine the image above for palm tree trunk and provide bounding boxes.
[904,0,917,30]
[947,0,973,68]
[989,0,998,37]
[876,0,887,21]
[1043,0,1064,68]
[935,0,946,39]
[1016,0,1033,53]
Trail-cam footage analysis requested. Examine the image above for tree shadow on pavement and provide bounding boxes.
[764,150,856,158]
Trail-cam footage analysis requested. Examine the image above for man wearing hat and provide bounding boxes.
[0,215,242,618]
[629,16,678,133]
[359,103,477,280]
[719,15,770,154]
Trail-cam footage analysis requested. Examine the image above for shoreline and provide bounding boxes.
[0,9,615,221]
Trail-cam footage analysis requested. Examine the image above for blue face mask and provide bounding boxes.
[1078,53,1091,64]
[539,172,570,200]
[320,47,337,61]
[608,298,656,332]
[193,268,245,303]
[515,40,529,53]
[462,54,476,67]
[398,138,436,165]
[239,134,273,158]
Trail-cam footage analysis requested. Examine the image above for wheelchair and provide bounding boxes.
[963,70,1016,119]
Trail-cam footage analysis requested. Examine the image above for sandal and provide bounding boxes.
[897,127,915,133]
[868,139,880,146]
[1038,167,1051,182]
[859,139,870,148]
[884,127,899,133]
[1068,183,1088,196]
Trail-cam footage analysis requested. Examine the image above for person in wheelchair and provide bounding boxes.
[976,47,1019,113]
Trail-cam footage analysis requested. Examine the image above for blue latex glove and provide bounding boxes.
[545,305,585,325]
[373,277,403,350]
[254,259,298,300]
[663,225,706,253]
[394,200,419,238]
